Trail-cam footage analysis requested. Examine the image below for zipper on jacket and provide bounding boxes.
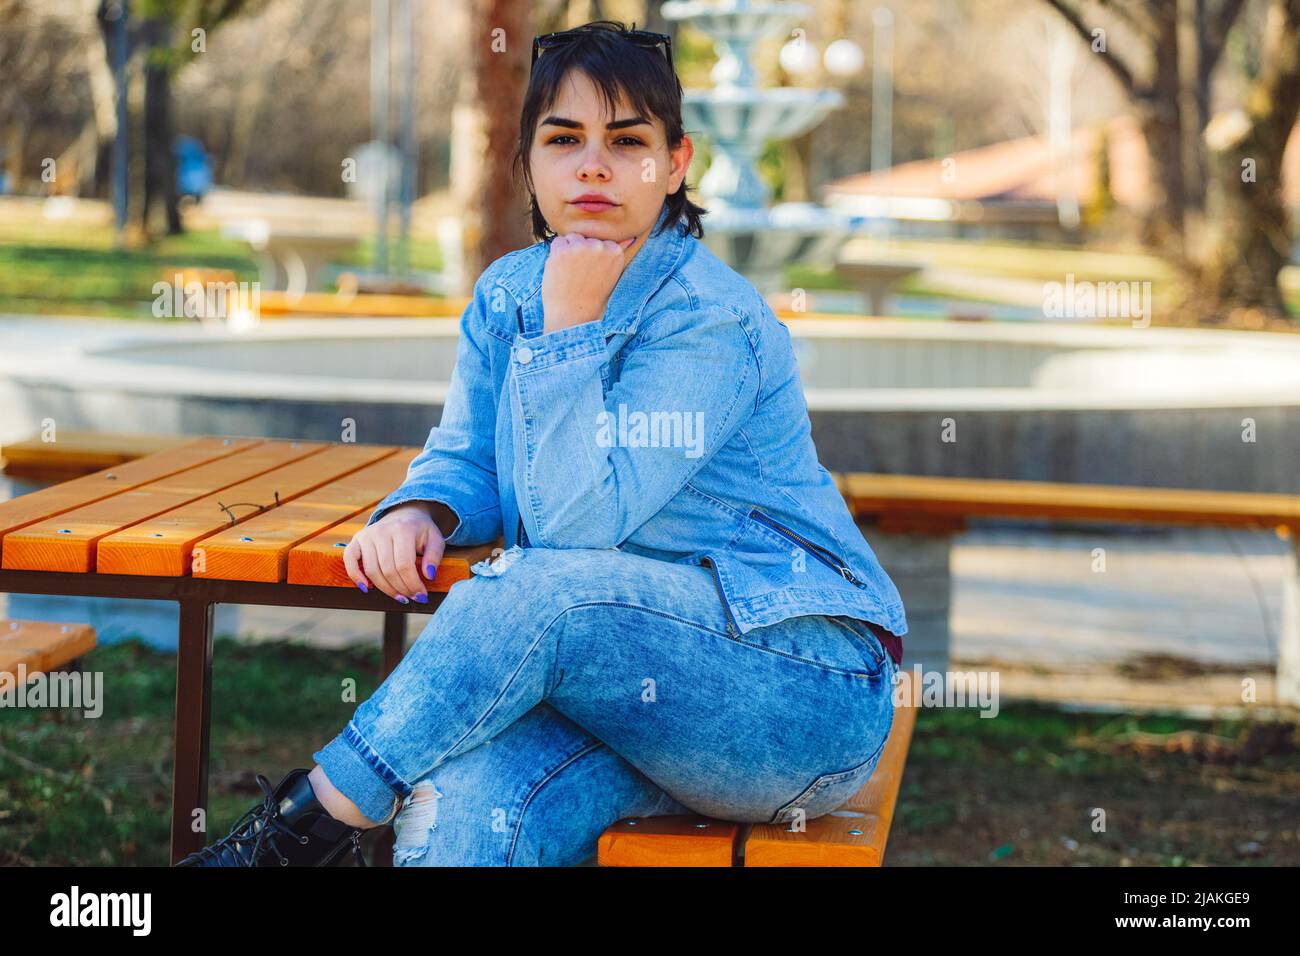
[702,556,739,636]
[515,306,531,551]
[750,508,864,587]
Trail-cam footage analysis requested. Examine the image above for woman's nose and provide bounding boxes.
[577,147,612,180]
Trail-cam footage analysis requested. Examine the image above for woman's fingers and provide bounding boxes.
[358,535,400,600]
[343,536,370,593]
[390,530,428,601]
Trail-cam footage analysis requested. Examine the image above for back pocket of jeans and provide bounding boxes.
[826,615,888,673]
[766,728,892,826]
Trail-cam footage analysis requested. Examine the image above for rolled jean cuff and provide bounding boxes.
[312,721,408,826]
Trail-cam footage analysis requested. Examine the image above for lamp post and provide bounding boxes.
[370,0,391,275]
[869,5,893,241]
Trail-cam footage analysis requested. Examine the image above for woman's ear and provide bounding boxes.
[669,135,694,192]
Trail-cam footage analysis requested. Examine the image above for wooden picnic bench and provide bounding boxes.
[0,432,926,868]
[598,697,916,867]
[0,619,97,684]
[8,433,1297,866]
[596,474,1300,866]
[0,436,498,864]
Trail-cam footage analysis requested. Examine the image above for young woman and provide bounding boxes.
[178,20,908,868]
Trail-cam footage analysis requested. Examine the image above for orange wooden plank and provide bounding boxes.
[0,620,96,679]
[190,449,414,581]
[287,511,498,589]
[94,443,399,577]
[0,437,264,558]
[597,815,739,867]
[258,290,469,318]
[843,472,1300,531]
[1,440,326,573]
[743,700,917,867]
[0,431,191,480]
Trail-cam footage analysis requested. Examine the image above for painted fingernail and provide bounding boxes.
[396,594,409,604]
[357,581,368,593]
[424,565,435,578]
[413,592,428,604]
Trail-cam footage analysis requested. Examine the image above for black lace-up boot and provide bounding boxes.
[174,768,376,867]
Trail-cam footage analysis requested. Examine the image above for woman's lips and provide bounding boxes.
[572,200,616,212]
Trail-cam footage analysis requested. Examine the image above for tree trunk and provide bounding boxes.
[1137,2,1187,256]
[1200,141,1291,320]
[462,0,532,281]
[1199,0,1300,324]
[142,18,182,236]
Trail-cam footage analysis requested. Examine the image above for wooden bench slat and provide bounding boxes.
[597,815,740,867]
[0,620,96,677]
[287,518,498,589]
[191,449,415,582]
[0,437,265,554]
[0,432,192,481]
[2,441,330,574]
[743,703,916,867]
[94,444,400,577]
[842,472,1300,530]
[258,291,470,318]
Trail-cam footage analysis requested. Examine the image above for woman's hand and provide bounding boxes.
[540,232,637,333]
[344,501,446,602]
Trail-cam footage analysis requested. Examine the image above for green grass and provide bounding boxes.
[0,232,261,319]
[2,637,1296,866]
[0,222,446,319]
[892,704,1300,866]
[0,636,384,866]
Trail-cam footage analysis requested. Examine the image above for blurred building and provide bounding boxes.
[825,115,1300,244]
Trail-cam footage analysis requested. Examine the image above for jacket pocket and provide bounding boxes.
[748,508,866,587]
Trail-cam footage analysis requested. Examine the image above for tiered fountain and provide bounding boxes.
[661,0,865,295]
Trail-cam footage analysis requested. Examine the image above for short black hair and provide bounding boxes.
[512,19,707,242]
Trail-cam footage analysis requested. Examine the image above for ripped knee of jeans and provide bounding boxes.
[471,544,524,578]
[392,780,442,866]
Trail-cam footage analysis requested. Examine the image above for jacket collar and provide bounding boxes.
[493,204,690,336]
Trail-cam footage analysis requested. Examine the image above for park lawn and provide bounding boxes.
[0,636,1296,866]
[0,223,445,319]
[1,214,1294,320]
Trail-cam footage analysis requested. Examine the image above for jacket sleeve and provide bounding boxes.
[507,304,760,549]
[364,277,504,546]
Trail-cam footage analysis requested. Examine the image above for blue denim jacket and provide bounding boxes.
[367,204,908,643]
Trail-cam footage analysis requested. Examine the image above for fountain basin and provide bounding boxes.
[2,316,1299,493]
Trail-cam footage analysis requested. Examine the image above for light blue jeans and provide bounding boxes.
[312,546,898,866]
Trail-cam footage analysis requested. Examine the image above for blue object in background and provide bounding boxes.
[174,135,212,200]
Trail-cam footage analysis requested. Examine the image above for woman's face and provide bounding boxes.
[527,69,693,264]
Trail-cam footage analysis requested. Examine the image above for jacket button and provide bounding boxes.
[516,347,534,364]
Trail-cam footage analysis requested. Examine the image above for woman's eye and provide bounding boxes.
[545,134,645,147]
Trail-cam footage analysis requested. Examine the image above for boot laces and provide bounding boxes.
[183,773,313,867]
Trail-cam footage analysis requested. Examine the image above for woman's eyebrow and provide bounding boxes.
[540,116,651,131]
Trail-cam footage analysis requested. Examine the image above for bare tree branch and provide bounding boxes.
[1202,0,1247,71]
[1044,0,1141,93]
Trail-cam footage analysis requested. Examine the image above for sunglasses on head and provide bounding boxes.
[530,24,673,74]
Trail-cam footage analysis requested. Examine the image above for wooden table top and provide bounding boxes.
[0,436,496,589]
